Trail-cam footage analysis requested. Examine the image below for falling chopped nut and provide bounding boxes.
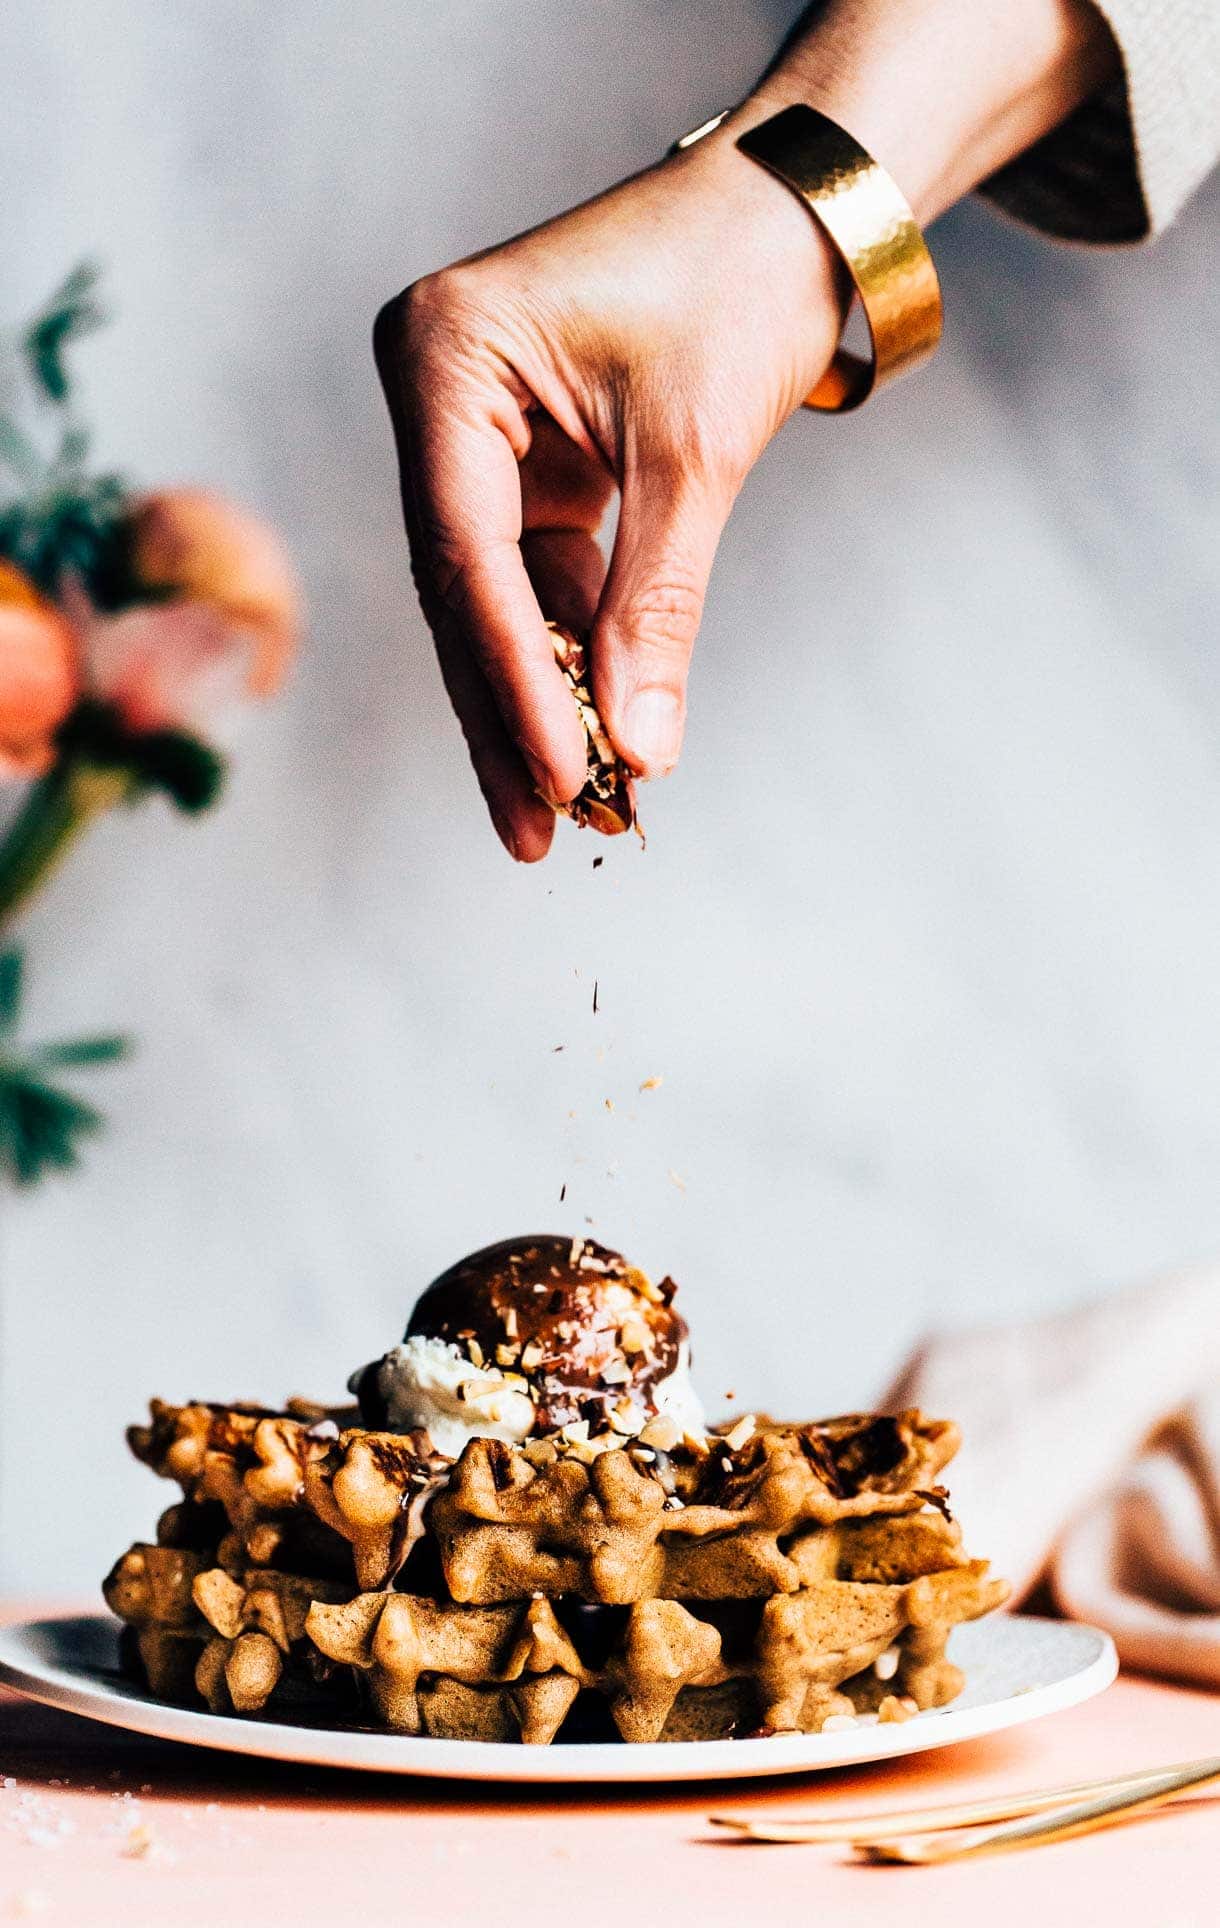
[604,1098,614,1113]
[559,1182,567,1203]
[667,1169,687,1192]
[639,1075,664,1091]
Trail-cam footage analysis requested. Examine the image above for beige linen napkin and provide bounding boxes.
[885,1265,1220,1687]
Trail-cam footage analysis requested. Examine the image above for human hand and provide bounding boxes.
[376,0,1116,859]
[374,120,844,859]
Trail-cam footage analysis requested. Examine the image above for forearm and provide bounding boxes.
[733,0,1121,224]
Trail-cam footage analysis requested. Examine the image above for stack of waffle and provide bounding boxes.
[105,1395,1008,1744]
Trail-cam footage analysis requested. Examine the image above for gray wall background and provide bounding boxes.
[2,1,1217,1591]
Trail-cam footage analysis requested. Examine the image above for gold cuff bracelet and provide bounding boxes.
[674,103,942,413]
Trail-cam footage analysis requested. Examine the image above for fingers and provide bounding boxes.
[375,282,588,834]
[519,411,612,635]
[591,451,730,777]
[433,628,557,863]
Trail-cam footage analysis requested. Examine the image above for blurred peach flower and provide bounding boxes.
[0,561,81,778]
[82,489,301,734]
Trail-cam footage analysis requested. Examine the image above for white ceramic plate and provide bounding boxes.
[0,1612,1115,1784]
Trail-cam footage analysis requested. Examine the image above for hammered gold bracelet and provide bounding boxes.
[674,103,942,413]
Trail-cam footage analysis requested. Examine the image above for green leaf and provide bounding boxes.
[0,1066,104,1187]
[131,731,227,813]
[0,950,23,1035]
[55,701,226,813]
[22,261,107,407]
[0,476,130,603]
[30,1033,129,1068]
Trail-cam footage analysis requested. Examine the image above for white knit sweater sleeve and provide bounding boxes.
[979,1,1220,241]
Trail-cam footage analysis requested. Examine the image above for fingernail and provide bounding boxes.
[623,688,682,774]
[525,752,560,808]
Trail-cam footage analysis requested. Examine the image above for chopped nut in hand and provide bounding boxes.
[545,623,640,838]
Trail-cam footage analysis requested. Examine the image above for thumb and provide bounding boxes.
[592,461,727,777]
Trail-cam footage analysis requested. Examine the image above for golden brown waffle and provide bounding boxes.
[110,1399,1007,1742]
[191,1566,355,1717]
[126,1397,368,1579]
[103,1541,214,1703]
[302,1558,1006,1743]
[307,1410,961,1598]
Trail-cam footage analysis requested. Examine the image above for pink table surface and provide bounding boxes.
[1,1607,1216,1928]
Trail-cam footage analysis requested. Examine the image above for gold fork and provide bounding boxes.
[857,1756,1220,1865]
[711,1755,1220,1854]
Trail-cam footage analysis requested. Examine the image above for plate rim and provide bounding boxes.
[0,1611,1117,1784]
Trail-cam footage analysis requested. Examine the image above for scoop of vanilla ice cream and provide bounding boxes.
[355,1334,537,1458]
[350,1236,710,1454]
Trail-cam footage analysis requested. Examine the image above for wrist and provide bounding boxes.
[672,113,853,350]
[736,0,1118,226]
